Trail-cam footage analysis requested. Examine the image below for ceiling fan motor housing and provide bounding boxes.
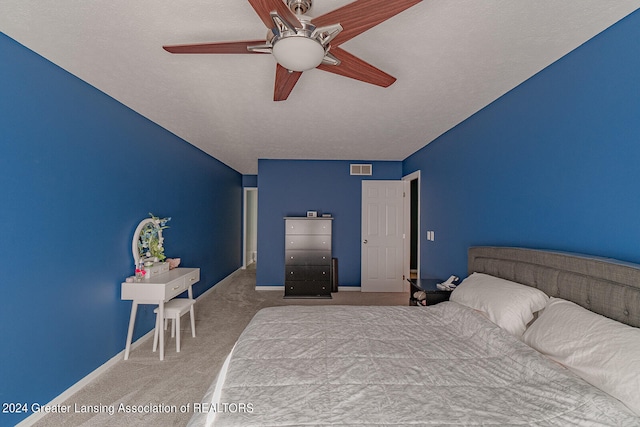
[287,0,312,15]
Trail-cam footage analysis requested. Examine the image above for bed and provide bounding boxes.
[190,247,640,426]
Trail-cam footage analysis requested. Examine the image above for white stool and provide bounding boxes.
[153,298,196,353]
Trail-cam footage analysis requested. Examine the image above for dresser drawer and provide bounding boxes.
[285,266,331,281]
[285,219,332,235]
[184,269,200,287]
[143,262,170,279]
[285,235,331,250]
[121,282,166,301]
[165,277,186,300]
[284,281,331,297]
[285,250,331,266]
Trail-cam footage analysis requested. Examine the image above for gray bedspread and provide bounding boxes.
[194,303,638,426]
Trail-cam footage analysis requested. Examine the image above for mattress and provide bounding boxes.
[190,303,638,426]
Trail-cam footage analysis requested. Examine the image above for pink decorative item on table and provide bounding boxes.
[167,258,181,269]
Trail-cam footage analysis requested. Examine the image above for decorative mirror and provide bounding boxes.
[131,214,170,267]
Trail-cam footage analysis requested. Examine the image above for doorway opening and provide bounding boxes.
[403,171,420,281]
[243,187,257,269]
[410,178,418,279]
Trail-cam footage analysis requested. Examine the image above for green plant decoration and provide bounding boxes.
[138,213,170,262]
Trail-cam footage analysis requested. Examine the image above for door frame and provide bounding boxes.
[403,171,420,284]
[242,187,258,269]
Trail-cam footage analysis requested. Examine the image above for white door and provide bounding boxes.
[361,180,405,292]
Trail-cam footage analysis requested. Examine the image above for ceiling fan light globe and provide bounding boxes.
[272,36,325,72]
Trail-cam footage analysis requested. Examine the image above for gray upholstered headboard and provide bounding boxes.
[468,247,640,328]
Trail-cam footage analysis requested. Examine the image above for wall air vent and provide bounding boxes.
[350,164,372,176]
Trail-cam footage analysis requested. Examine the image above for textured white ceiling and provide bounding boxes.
[2,1,639,174]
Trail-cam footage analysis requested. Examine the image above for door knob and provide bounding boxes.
[363,239,368,244]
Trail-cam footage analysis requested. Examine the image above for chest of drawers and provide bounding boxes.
[284,217,333,298]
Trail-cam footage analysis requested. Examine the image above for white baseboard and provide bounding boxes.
[255,285,283,291]
[338,286,361,291]
[16,267,243,427]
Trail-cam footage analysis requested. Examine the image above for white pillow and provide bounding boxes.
[523,298,640,416]
[449,272,548,337]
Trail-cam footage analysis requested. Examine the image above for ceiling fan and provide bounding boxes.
[163,0,422,101]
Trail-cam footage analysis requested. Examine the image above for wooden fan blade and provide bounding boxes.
[312,0,422,47]
[248,0,301,29]
[163,40,268,54]
[274,64,303,101]
[317,47,396,87]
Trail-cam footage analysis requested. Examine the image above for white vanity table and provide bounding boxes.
[121,268,199,360]
[121,215,199,360]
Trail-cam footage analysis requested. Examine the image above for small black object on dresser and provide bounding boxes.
[284,217,333,298]
[408,278,452,306]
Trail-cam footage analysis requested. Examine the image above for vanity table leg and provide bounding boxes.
[188,285,196,338]
[158,301,165,361]
[124,301,138,360]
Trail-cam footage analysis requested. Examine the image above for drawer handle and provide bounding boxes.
[189,277,196,282]
[172,285,181,290]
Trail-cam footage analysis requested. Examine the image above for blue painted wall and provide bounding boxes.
[256,159,402,287]
[242,174,258,187]
[0,33,242,425]
[403,9,640,279]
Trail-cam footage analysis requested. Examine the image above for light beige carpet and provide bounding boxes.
[32,265,409,426]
